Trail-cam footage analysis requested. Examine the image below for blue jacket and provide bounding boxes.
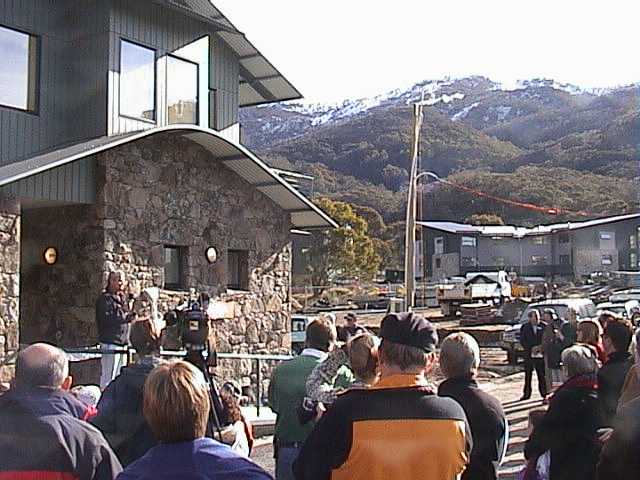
[117,437,272,480]
[4,386,96,420]
[0,388,122,480]
[92,357,162,466]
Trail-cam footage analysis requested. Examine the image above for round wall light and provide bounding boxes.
[43,247,58,265]
[205,246,218,264]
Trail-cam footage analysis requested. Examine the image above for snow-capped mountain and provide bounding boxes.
[240,76,637,151]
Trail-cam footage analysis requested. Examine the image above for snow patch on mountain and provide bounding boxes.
[424,92,465,106]
[451,102,479,122]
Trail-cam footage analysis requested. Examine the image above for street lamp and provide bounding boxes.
[405,169,441,310]
[404,94,439,310]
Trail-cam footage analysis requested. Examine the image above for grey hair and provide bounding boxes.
[439,332,481,379]
[15,345,69,388]
[562,345,598,378]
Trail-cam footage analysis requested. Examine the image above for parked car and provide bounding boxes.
[596,300,640,325]
[500,298,598,364]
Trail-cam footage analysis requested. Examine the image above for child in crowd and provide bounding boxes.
[299,333,379,423]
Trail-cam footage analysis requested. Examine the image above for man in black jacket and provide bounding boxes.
[597,394,640,479]
[439,333,507,480]
[598,317,633,426]
[96,271,135,388]
[0,343,122,479]
[520,310,547,400]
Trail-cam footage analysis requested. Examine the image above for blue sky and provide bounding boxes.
[215,0,640,103]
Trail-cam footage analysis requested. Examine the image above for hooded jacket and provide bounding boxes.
[92,356,162,466]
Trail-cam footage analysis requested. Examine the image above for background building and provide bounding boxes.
[419,213,640,280]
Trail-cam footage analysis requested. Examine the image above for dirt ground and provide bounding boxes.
[249,347,541,479]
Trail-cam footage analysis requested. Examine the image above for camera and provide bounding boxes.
[163,295,210,352]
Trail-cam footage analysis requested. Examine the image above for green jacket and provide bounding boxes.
[269,349,354,445]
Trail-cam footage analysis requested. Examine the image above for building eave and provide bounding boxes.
[0,125,336,229]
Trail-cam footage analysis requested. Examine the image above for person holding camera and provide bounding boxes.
[96,271,136,389]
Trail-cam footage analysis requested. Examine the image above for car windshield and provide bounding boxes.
[598,306,626,315]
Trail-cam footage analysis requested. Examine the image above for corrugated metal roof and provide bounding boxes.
[154,1,302,106]
[418,213,640,238]
[0,125,337,229]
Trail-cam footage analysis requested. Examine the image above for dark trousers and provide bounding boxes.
[523,356,547,398]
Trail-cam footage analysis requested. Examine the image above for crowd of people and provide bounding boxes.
[2,271,640,479]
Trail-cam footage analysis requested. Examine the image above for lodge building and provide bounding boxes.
[0,0,336,381]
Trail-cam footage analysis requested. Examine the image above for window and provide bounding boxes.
[601,254,613,266]
[120,40,155,121]
[164,246,185,289]
[227,250,249,290]
[599,231,615,250]
[559,233,570,244]
[631,252,638,269]
[531,255,548,265]
[559,254,571,265]
[435,258,442,269]
[532,236,546,245]
[461,257,476,267]
[167,55,198,124]
[493,257,506,267]
[631,234,637,249]
[461,236,476,247]
[434,237,444,255]
[0,26,38,111]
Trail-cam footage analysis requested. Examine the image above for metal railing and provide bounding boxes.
[64,346,292,417]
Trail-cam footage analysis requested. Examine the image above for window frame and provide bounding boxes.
[0,24,40,114]
[531,255,548,265]
[163,245,186,290]
[434,237,444,255]
[558,233,570,244]
[227,249,249,291]
[166,53,200,125]
[601,254,613,266]
[118,38,157,124]
[461,236,477,247]
[532,236,546,245]
[559,254,571,265]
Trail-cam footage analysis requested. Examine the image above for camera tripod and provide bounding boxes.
[184,346,225,442]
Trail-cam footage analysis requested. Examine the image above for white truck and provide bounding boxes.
[436,271,512,316]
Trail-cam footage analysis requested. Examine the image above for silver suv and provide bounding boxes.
[500,298,598,364]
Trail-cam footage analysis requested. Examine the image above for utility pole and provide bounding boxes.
[404,102,425,310]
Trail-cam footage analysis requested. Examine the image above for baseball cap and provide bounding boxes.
[379,312,438,353]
